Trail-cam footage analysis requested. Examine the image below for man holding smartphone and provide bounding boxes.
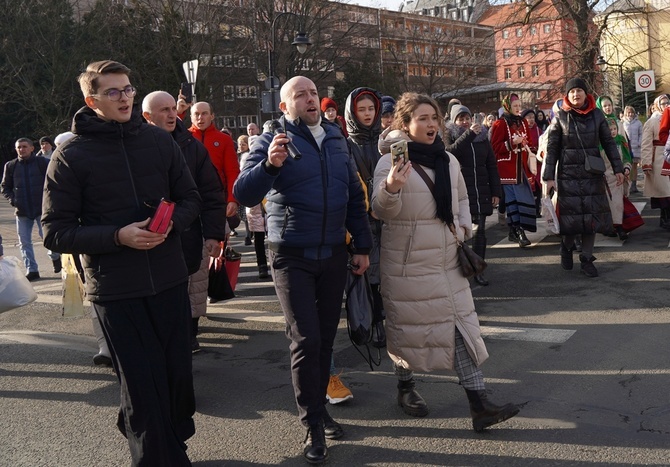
[42,60,201,466]
[234,76,372,465]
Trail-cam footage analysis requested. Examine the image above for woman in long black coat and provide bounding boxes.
[445,104,502,286]
[543,78,625,278]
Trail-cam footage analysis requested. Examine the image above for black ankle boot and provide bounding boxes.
[53,258,62,274]
[516,227,531,247]
[258,265,269,279]
[560,242,573,270]
[615,225,629,241]
[507,226,519,242]
[397,379,429,417]
[465,389,519,432]
[322,407,343,439]
[303,423,328,464]
[579,254,598,277]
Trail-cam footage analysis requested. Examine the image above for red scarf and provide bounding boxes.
[561,94,596,115]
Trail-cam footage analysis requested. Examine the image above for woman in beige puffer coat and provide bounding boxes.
[372,93,519,432]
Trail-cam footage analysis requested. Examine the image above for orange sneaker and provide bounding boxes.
[326,374,353,404]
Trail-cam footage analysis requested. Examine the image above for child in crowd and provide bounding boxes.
[602,118,632,241]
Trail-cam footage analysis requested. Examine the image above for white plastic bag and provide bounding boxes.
[541,196,560,235]
[0,256,38,313]
[62,254,85,317]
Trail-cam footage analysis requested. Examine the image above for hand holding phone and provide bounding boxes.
[390,140,409,167]
[180,82,193,104]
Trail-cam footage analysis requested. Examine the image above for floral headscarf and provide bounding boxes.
[501,93,520,115]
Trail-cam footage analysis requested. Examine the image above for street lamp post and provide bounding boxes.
[596,55,625,111]
[264,12,312,117]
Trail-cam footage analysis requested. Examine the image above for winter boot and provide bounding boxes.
[397,379,429,417]
[52,258,62,274]
[516,227,531,247]
[258,265,269,279]
[303,422,327,464]
[322,407,344,439]
[507,226,519,242]
[615,225,629,241]
[560,241,573,270]
[579,254,598,277]
[465,389,520,432]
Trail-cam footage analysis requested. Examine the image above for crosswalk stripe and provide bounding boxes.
[481,325,575,343]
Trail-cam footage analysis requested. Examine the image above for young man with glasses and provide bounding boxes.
[41,60,201,466]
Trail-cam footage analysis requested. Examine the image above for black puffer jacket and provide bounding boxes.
[1,155,49,218]
[445,123,501,218]
[42,106,201,301]
[543,100,623,235]
[172,119,227,274]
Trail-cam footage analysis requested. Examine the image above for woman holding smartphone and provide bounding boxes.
[373,92,519,431]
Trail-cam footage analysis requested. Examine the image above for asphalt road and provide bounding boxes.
[1,187,669,466]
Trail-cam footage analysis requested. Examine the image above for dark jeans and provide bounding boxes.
[94,283,194,467]
[270,249,348,427]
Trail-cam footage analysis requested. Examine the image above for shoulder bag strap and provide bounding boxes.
[411,163,435,195]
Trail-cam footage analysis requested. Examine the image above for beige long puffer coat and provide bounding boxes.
[372,136,489,373]
[641,112,670,198]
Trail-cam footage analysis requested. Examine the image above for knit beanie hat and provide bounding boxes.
[450,104,471,123]
[381,96,396,116]
[521,109,536,119]
[320,97,337,113]
[565,77,588,94]
[39,136,54,146]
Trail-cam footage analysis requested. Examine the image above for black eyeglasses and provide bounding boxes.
[93,85,137,101]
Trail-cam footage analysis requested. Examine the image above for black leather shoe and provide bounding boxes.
[52,259,62,274]
[322,408,343,439]
[303,423,328,464]
[397,379,429,417]
[474,274,489,286]
[25,271,40,282]
[507,226,518,242]
[258,265,270,279]
[93,354,113,367]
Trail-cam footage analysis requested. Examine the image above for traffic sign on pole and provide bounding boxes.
[635,70,655,93]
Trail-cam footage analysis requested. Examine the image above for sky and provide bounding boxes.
[342,0,405,10]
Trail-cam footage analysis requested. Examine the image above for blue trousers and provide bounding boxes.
[16,215,59,272]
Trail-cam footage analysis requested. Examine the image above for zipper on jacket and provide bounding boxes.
[120,134,157,295]
[319,144,329,254]
[280,206,289,239]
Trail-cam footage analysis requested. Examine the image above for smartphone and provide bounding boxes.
[180,82,192,104]
[473,113,482,125]
[390,140,409,166]
[147,199,175,234]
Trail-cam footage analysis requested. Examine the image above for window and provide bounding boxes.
[223,116,236,128]
[518,66,525,78]
[530,45,538,56]
[503,49,511,59]
[544,24,551,33]
[517,47,524,57]
[530,26,537,35]
[502,30,509,38]
[532,65,539,77]
[505,68,512,79]
[238,115,258,128]
[223,85,234,101]
[236,85,257,99]
[516,28,523,37]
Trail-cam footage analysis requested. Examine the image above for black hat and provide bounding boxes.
[381,96,396,116]
[39,136,54,146]
[521,109,536,119]
[565,78,588,94]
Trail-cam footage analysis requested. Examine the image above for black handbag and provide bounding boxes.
[450,224,487,278]
[584,154,606,175]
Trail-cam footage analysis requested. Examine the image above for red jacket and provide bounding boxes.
[188,124,239,204]
[490,117,533,184]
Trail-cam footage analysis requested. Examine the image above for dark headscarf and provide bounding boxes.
[408,135,453,225]
[501,93,523,126]
[345,87,382,143]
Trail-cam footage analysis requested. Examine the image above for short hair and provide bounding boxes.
[237,134,248,146]
[191,101,213,115]
[15,137,33,146]
[78,60,131,97]
[142,90,173,113]
[391,92,444,133]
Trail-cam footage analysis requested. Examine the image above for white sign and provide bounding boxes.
[635,70,655,92]
[182,60,199,92]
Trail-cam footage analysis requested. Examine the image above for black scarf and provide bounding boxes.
[407,135,453,225]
